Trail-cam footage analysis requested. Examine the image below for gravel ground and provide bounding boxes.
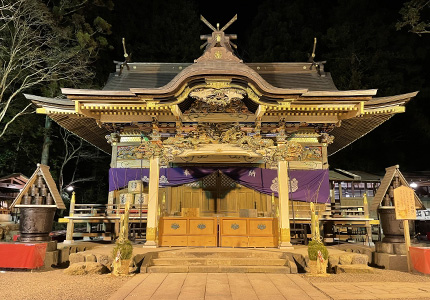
[301,267,430,283]
[0,268,130,300]
[2,243,430,300]
[2,267,429,300]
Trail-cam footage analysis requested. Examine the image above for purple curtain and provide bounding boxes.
[108,167,330,203]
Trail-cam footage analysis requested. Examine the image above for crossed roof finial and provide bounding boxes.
[199,15,238,50]
[200,14,237,32]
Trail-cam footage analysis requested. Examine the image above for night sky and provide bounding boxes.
[1,0,429,196]
[102,0,429,173]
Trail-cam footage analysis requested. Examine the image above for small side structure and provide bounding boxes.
[10,164,66,242]
[371,165,425,271]
[0,173,28,222]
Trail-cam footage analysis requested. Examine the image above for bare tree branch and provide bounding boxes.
[0,0,95,136]
[0,102,33,138]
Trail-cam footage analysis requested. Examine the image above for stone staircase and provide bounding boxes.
[142,248,296,273]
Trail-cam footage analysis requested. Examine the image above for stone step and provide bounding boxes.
[155,250,284,259]
[152,258,287,266]
[147,265,291,273]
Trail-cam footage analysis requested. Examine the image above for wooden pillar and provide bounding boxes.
[144,156,160,247]
[277,160,293,249]
[64,220,74,244]
[363,193,372,245]
[64,192,76,244]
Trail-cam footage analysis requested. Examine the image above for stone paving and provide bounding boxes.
[312,281,430,299]
[109,273,328,300]
[109,273,430,300]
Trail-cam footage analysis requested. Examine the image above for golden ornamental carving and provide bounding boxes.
[196,47,241,63]
[319,133,334,144]
[189,88,246,106]
[176,86,191,103]
[206,80,231,89]
[273,142,303,162]
[131,123,304,166]
[245,87,261,102]
[214,50,222,59]
[105,133,120,145]
[134,140,164,159]
[185,98,250,114]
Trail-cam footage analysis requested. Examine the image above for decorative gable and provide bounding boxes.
[10,164,66,210]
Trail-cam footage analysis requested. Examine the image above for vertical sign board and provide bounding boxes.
[394,186,417,220]
[393,185,416,272]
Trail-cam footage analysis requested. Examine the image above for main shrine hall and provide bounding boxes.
[26,16,417,248]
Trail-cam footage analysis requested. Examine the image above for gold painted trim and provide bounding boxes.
[364,106,405,115]
[280,228,291,243]
[146,227,157,241]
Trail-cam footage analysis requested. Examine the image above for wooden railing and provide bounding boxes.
[70,203,147,218]
[0,208,11,214]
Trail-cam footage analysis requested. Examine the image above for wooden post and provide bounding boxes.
[65,220,74,244]
[69,191,75,217]
[144,156,160,247]
[64,192,76,244]
[310,202,316,239]
[114,191,121,239]
[403,219,412,272]
[277,160,292,248]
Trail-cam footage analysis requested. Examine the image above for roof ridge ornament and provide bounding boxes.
[119,37,132,76]
[196,15,242,63]
[308,37,322,76]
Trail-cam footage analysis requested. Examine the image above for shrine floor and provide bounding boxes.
[109,272,430,300]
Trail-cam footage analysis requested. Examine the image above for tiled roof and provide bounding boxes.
[102,62,338,92]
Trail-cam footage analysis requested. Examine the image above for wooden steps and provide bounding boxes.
[144,249,294,274]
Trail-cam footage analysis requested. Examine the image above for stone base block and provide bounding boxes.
[375,241,408,255]
[46,240,58,252]
[335,244,374,264]
[59,248,70,264]
[335,264,374,274]
[374,252,408,272]
[43,250,59,268]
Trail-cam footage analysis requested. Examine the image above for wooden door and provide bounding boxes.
[168,170,273,217]
[217,172,238,215]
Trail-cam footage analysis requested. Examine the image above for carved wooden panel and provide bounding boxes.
[220,219,247,236]
[249,219,274,236]
[162,219,187,235]
[189,218,216,235]
[158,217,217,247]
[219,217,278,248]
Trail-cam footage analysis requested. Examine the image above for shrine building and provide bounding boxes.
[26,16,417,248]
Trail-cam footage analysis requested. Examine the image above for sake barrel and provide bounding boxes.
[134,193,148,206]
[119,193,134,205]
[128,180,143,193]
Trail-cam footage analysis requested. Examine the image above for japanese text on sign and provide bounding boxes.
[394,186,416,220]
